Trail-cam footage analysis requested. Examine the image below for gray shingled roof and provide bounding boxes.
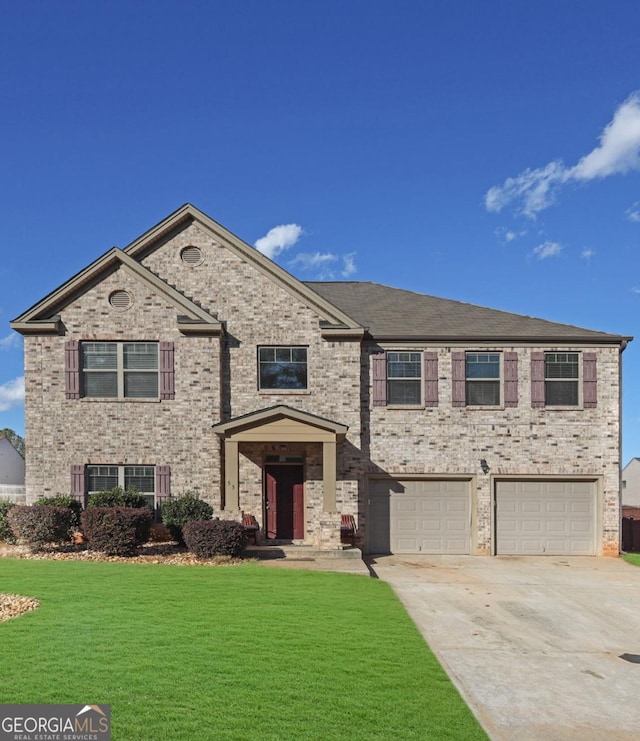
[305,281,629,342]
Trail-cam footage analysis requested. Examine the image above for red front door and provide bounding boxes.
[265,465,304,540]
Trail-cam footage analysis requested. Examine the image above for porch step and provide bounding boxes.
[245,545,363,561]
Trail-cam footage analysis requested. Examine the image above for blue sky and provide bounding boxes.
[1,1,639,462]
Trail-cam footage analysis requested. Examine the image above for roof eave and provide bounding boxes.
[367,334,633,346]
[10,317,62,335]
[177,317,224,335]
[320,326,366,339]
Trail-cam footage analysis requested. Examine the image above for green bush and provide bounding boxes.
[161,493,213,544]
[7,505,75,550]
[35,495,83,530]
[87,487,148,509]
[0,500,16,543]
[81,507,152,556]
[183,519,246,559]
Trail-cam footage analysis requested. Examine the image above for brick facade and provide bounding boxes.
[14,206,627,555]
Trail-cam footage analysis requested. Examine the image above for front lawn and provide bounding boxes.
[0,560,486,740]
[622,553,640,567]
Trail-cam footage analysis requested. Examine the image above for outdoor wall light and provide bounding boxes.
[480,459,490,474]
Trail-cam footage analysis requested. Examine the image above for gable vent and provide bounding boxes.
[181,245,203,265]
[109,290,132,310]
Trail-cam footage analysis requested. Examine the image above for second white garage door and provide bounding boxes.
[368,479,471,554]
[495,480,597,555]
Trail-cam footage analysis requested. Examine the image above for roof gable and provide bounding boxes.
[11,246,223,335]
[123,204,364,336]
[212,404,348,439]
[11,204,364,338]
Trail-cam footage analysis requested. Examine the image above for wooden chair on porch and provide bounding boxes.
[340,514,357,547]
[242,513,260,544]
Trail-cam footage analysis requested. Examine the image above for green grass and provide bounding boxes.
[622,553,640,567]
[0,560,486,741]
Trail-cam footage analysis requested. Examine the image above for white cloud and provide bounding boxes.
[289,252,337,269]
[581,249,596,261]
[626,201,640,222]
[0,334,20,351]
[0,376,24,412]
[486,92,640,217]
[254,224,304,259]
[495,227,527,243]
[532,241,562,260]
[632,287,640,294]
[570,93,640,180]
[341,252,356,277]
[486,161,569,218]
[289,250,357,280]
[289,252,339,280]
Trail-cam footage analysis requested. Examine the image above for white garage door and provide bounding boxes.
[496,480,596,555]
[368,479,471,554]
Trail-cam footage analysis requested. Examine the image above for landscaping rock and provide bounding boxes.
[0,593,39,622]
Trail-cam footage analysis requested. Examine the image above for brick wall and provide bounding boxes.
[364,343,621,555]
[23,223,363,549]
[21,219,623,553]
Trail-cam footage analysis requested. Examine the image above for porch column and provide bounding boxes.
[224,439,239,511]
[322,440,337,512]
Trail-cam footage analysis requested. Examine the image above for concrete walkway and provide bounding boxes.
[368,555,640,741]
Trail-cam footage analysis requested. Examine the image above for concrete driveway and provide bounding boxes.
[368,555,640,741]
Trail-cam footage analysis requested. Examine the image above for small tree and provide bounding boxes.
[81,507,152,556]
[35,495,83,531]
[87,487,148,509]
[183,520,246,558]
[161,493,213,544]
[7,505,74,550]
[0,501,16,543]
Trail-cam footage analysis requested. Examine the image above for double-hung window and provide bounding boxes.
[87,465,156,509]
[387,351,422,405]
[466,352,501,406]
[258,346,307,390]
[82,342,159,398]
[544,352,579,406]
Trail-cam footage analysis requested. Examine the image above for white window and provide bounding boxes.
[82,342,158,398]
[258,346,308,390]
[466,352,501,406]
[545,352,579,406]
[387,351,421,405]
[87,465,156,509]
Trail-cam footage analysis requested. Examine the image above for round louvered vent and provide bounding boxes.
[181,245,203,265]
[109,290,132,310]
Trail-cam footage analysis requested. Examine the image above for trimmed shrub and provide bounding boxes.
[35,494,83,530]
[161,493,213,544]
[81,507,153,556]
[0,500,16,543]
[87,487,148,509]
[183,519,246,559]
[7,505,75,550]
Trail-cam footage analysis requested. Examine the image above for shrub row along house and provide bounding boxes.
[11,204,631,556]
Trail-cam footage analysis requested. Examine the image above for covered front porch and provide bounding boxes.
[212,405,351,549]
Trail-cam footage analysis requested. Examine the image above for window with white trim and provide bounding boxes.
[82,342,159,398]
[87,465,156,509]
[387,351,421,405]
[466,352,501,406]
[545,352,579,406]
[258,346,308,390]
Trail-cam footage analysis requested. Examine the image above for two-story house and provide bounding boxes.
[11,204,631,555]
